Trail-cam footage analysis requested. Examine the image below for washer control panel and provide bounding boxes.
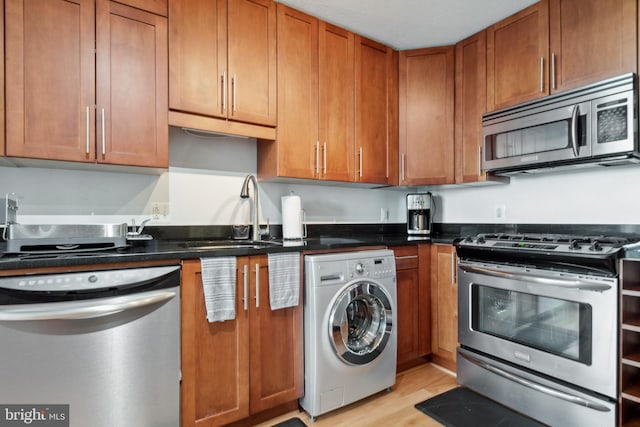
[348,255,395,279]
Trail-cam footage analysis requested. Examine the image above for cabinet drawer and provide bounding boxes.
[394,246,418,270]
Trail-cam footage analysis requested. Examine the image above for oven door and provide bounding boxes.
[458,260,618,399]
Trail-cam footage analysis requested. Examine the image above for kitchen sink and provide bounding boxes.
[177,240,282,250]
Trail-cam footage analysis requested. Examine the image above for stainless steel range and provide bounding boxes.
[456,233,638,427]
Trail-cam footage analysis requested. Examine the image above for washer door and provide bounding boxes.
[329,281,393,365]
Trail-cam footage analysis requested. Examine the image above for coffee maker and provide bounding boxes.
[406,193,432,236]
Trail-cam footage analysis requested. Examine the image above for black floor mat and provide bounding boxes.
[415,387,546,427]
[271,417,306,427]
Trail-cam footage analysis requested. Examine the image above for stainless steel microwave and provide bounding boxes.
[482,73,638,175]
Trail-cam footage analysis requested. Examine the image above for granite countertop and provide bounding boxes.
[0,228,454,271]
[7,221,638,272]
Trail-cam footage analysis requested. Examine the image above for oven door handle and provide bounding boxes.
[459,351,611,412]
[459,264,612,292]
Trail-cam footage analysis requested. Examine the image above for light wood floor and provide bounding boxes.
[257,363,458,427]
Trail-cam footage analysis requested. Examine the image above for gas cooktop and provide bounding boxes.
[456,232,640,276]
[458,233,637,255]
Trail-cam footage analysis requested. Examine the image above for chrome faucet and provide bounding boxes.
[240,174,262,241]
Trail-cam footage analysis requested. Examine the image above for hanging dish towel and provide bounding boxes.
[200,257,236,322]
[267,252,300,310]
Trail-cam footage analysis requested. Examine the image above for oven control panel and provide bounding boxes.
[459,234,624,256]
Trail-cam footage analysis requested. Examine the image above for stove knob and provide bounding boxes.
[569,240,582,250]
[589,241,603,251]
[477,236,486,244]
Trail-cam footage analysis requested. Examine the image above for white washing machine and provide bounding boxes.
[300,249,397,421]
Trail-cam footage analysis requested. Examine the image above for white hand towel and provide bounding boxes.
[200,257,236,322]
[267,252,300,310]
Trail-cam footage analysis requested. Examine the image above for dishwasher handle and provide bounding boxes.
[0,289,177,321]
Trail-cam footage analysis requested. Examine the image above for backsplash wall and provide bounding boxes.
[1,127,640,227]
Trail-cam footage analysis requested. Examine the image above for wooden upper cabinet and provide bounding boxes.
[262,4,318,179]
[0,0,6,157]
[355,36,392,184]
[5,0,168,167]
[549,0,637,93]
[486,0,549,111]
[96,0,168,167]
[318,21,355,182]
[6,0,95,162]
[227,0,276,125]
[455,31,487,184]
[169,0,226,119]
[169,0,276,126]
[399,46,454,186]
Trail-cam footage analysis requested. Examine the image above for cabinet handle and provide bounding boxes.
[401,154,406,182]
[243,264,249,311]
[101,108,106,156]
[539,57,544,93]
[315,141,320,176]
[451,252,456,284]
[551,53,556,91]
[478,146,482,177]
[359,147,363,178]
[323,142,327,175]
[254,263,260,308]
[232,74,237,113]
[222,72,227,113]
[85,106,90,154]
[395,255,418,260]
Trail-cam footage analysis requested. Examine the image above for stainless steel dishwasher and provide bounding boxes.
[0,265,181,427]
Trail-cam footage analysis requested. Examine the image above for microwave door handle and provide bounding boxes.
[458,351,611,412]
[459,264,612,292]
[570,104,580,157]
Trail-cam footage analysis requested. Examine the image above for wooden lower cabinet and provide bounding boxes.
[620,259,640,426]
[180,256,303,427]
[394,244,431,370]
[430,244,458,371]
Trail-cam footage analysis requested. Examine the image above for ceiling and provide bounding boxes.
[276,0,539,50]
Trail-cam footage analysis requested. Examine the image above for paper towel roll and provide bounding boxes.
[281,194,303,240]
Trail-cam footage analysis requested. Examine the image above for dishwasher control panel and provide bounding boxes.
[0,265,179,292]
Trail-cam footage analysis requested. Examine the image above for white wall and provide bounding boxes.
[2,126,640,226]
[0,127,405,226]
[432,164,640,224]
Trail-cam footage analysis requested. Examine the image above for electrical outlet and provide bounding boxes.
[495,205,506,219]
[151,202,171,223]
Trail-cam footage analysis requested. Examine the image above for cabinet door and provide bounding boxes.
[169,0,227,119]
[430,244,457,371]
[228,0,277,126]
[180,259,250,427]
[549,0,637,93]
[395,246,421,367]
[318,21,354,182]
[273,4,318,179]
[248,255,304,413]
[6,0,95,162]
[455,31,487,183]
[96,0,168,167]
[355,36,391,184]
[487,0,549,111]
[399,46,454,185]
